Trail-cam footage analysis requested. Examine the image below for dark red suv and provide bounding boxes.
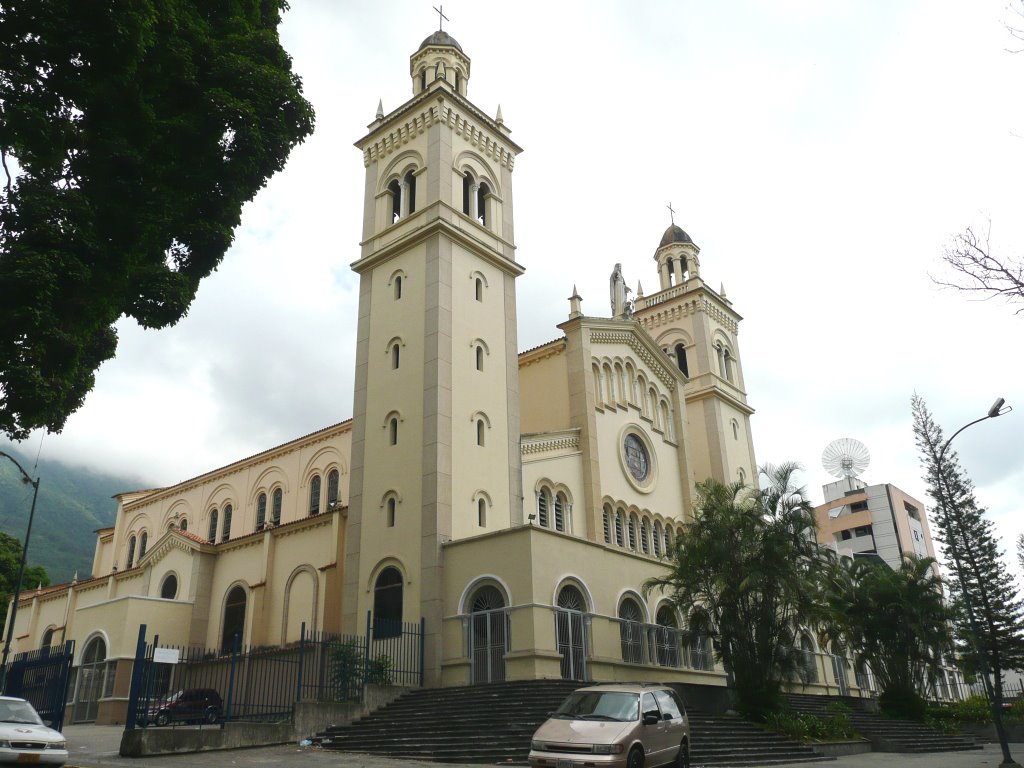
[150,689,223,726]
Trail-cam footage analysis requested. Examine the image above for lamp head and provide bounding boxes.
[988,397,1008,418]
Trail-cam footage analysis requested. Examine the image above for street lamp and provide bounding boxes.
[935,398,1016,767]
[0,450,41,692]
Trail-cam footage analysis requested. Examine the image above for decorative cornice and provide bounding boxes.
[589,330,677,389]
[359,98,517,171]
[521,429,581,456]
[518,338,566,368]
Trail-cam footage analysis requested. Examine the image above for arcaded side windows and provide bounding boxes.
[404,171,417,214]
[126,535,136,569]
[537,489,549,527]
[603,505,612,543]
[309,475,321,516]
[208,509,218,543]
[462,172,472,216]
[256,493,267,531]
[388,179,401,223]
[140,531,148,558]
[674,343,688,377]
[477,182,489,227]
[327,470,340,509]
[222,504,232,542]
[272,488,283,525]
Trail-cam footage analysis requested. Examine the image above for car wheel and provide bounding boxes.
[155,711,170,727]
[627,746,644,768]
[675,739,690,768]
[205,708,219,724]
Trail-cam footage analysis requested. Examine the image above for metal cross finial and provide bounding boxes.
[667,202,676,225]
[434,5,449,31]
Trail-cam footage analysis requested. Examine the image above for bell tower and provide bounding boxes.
[342,28,524,685]
[634,223,756,488]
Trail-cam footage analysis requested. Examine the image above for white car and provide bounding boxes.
[0,696,67,766]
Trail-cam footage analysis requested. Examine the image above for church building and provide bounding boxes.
[5,29,840,726]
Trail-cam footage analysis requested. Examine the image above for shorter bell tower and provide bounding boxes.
[634,223,756,488]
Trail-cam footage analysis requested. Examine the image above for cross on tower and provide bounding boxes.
[433,5,449,31]
[666,202,676,225]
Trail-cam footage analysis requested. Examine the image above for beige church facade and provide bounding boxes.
[5,30,862,725]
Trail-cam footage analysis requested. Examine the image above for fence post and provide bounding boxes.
[225,633,240,724]
[363,612,372,696]
[419,617,426,688]
[124,624,148,731]
[296,622,306,704]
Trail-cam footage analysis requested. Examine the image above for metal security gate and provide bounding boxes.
[555,609,587,681]
[4,641,75,731]
[470,609,508,684]
[831,653,850,696]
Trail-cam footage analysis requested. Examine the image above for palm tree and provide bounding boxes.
[644,463,823,720]
[820,553,951,719]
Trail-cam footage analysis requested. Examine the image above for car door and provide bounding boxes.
[641,692,671,764]
[653,690,687,763]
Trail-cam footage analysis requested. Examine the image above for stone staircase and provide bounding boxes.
[785,693,981,753]
[317,680,832,765]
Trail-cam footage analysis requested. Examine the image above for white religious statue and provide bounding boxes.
[610,263,632,318]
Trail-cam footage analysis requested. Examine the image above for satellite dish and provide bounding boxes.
[822,438,870,480]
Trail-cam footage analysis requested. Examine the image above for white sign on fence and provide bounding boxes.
[153,647,180,665]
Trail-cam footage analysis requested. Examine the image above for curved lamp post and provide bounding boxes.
[0,450,41,693]
[935,398,1016,767]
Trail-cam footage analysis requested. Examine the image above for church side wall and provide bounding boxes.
[519,350,570,434]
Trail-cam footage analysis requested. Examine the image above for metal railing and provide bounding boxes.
[612,620,713,671]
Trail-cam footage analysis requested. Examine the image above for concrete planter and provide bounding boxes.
[810,739,872,757]
[959,722,1024,743]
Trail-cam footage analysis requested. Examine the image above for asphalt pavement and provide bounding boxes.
[61,726,1021,768]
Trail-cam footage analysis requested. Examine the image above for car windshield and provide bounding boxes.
[0,701,44,725]
[554,691,639,722]
[163,691,184,703]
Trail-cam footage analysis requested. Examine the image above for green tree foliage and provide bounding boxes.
[0,0,315,439]
[820,554,951,720]
[644,463,822,720]
[912,395,1024,707]
[0,531,50,622]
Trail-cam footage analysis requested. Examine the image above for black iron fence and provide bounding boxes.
[125,614,423,730]
[2,641,75,731]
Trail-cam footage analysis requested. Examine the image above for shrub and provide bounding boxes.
[878,685,927,721]
[764,706,858,742]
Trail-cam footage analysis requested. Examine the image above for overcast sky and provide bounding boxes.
[6,1,1023,575]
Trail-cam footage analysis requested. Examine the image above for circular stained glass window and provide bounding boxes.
[624,434,649,482]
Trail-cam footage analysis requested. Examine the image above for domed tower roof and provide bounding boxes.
[419,30,463,53]
[658,224,694,249]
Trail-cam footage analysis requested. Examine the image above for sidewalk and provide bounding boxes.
[62,726,1018,768]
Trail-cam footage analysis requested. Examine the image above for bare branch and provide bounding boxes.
[933,223,1024,315]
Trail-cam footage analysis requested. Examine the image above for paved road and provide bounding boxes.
[62,726,1019,768]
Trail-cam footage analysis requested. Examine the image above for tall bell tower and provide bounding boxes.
[342,28,524,684]
[634,223,756,488]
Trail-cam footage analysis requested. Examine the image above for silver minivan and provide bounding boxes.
[528,683,690,768]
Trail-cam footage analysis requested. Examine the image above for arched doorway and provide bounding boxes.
[221,586,247,652]
[555,584,588,681]
[73,636,109,723]
[618,597,644,664]
[655,605,680,667]
[373,567,403,639]
[469,584,508,684]
[799,634,818,684]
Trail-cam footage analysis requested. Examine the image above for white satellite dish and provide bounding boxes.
[822,437,870,480]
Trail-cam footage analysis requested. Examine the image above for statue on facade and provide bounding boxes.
[610,263,632,319]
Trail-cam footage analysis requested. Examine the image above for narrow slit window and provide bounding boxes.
[554,494,565,532]
[404,171,417,214]
[126,536,136,569]
[477,182,489,227]
[394,275,402,300]
[475,277,483,302]
[389,417,398,445]
[462,173,472,215]
[309,475,321,516]
[386,497,396,527]
[420,69,426,91]
[538,491,549,528]
[222,504,232,542]
[475,345,484,371]
[256,493,267,531]
[392,343,400,369]
[603,506,612,543]
[208,509,218,543]
[476,418,485,446]
[477,498,486,527]
[388,179,401,223]
[271,488,282,525]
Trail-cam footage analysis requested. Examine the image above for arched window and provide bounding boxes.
[256,493,267,531]
[475,277,483,302]
[602,505,612,543]
[309,475,321,516]
[179,518,188,532]
[615,511,625,547]
[208,509,218,543]
[462,172,473,216]
[161,574,178,600]
[732,419,739,440]
[627,514,637,550]
[126,535,136,569]
[454,69,461,92]
[420,69,426,91]
[476,418,485,446]
[558,584,586,611]
[477,182,489,226]
[618,598,644,664]
[738,467,746,484]
[394,274,403,300]
[674,344,689,377]
[800,633,818,683]
[386,496,397,527]
[477,498,486,527]
[327,470,340,509]
[391,343,400,369]
[388,179,401,223]
[271,488,283,525]
[653,522,663,557]
[664,526,672,553]
[139,531,148,558]
[373,567,403,639]
[640,518,650,554]
[475,345,484,371]
[40,627,54,648]
[404,170,417,214]
[222,505,232,542]
[221,586,247,652]
[554,492,566,533]
[537,489,549,527]
[723,349,734,382]
[389,417,399,445]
